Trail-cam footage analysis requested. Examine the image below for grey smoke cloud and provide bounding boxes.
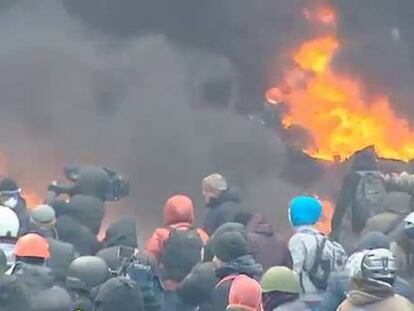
[0,0,303,238]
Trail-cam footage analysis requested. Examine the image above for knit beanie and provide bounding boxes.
[213,231,249,263]
[227,275,263,311]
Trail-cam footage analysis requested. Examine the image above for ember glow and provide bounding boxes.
[23,190,43,209]
[315,196,334,235]
[268,6,414,162]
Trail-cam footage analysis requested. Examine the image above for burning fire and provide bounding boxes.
[315,196,334,235]
[269,6,414,162]
[23,190,43,209]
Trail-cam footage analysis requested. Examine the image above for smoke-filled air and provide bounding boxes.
[1,1,414,310]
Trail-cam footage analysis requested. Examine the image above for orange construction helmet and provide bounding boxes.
[14,233,50,259]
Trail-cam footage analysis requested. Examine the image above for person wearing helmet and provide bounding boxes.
[322,232,414,311]
[260,266,312,311]
[337,248,413,311]
[9,233,51,275]
[390,211,414,287]
[29,204,78,285]
[0,178,30,234]
[93,276,144,311]
[66,256,110,311]
[202,173,241,235]
[10,233,72,309]
[0,206,20,269]
[30,204,58,239]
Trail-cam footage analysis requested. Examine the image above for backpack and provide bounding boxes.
[305,231,347,290]
[160,226,204,282]
[353,171,387,232]
[121,252,164,311]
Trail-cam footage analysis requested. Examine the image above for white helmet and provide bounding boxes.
[361,248,397,282]
[404,212,414,239]
[0,206,20,238]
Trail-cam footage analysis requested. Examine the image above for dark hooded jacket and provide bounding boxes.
[0,275,31,311]
[96,219,138,271]
[46,238,78,285]
[31,286,73,311]
[331,149,381,250]
[213,254,263,311]
[54,195,105,235]
[244,214,293,271]
[203,189,240,236]
[53,165,112,201]
[93,277,144,311]
[13,263,73,311]
[178,262,218,311]
[56,215,101,256]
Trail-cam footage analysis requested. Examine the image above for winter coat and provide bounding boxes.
[322,233,414,311]
[13,263,55,291]
[177,262,218,309]
[336,278,414,311]
[245,214,293,271]
[145,197,209,263]
[288,226,325,294]
[0,275,31,311]
[55,165,112,201]
[203,189,240,236]
[46,238,78,285]
[213,254,263,311]
[56,215,101,256]
[97,219,138,271]
[54,195,105,235]
[30,286,73,311]
[11,263,73,310]
[93,277,144,311]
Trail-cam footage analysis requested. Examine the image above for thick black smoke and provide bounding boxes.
[0,0,307,239]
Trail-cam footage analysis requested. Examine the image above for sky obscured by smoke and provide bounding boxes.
[0,0,304,237]
[1,0,414,237]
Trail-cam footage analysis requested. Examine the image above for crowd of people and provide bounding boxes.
[1,152,414,310]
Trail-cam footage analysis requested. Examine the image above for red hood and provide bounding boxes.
[246,214,274,236]
[163,195,194,226]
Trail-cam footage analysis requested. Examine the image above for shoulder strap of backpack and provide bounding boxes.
[215,274,238,289]
[308,235,327,276]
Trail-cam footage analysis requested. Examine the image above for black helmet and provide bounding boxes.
[66,256,110,291]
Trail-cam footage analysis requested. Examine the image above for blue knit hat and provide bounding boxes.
[289,196,322,227]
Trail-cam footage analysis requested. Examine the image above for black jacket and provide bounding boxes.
[0,275,31,311]
[213,255,263,311]
[178,262,218,309]
[93,277,144,311]
[203,189,240,236]
[56,215,101,256]
[96,219,138,271]
[47,238,78,285]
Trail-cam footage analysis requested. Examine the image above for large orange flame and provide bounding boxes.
[269,7,414,162]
